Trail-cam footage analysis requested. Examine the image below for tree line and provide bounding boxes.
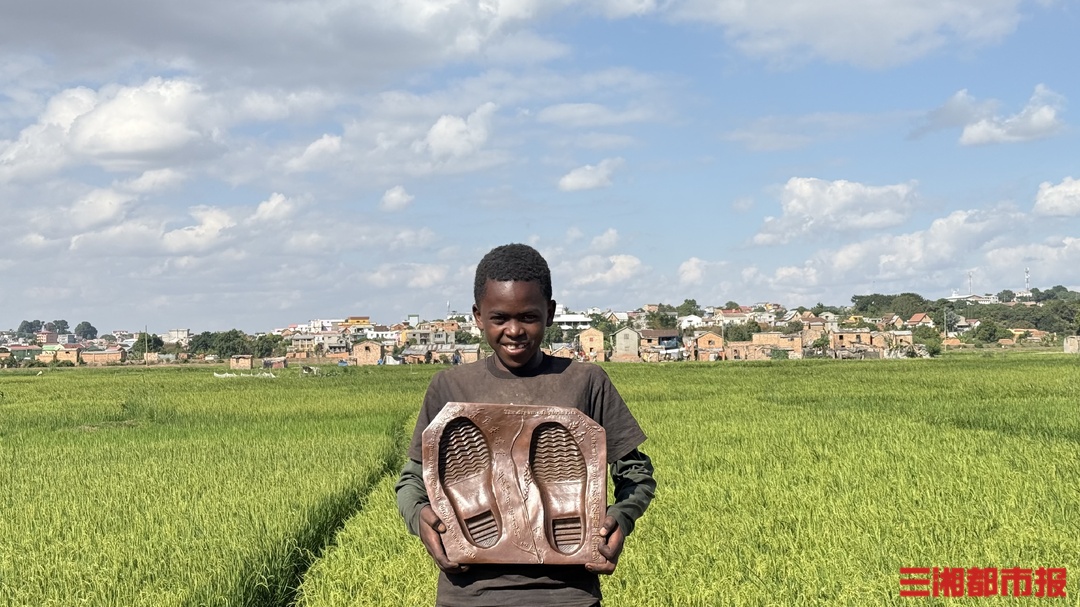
[15,319,98,340]
[130,330,289,359]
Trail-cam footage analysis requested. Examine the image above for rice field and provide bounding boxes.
[2,354,1079,606]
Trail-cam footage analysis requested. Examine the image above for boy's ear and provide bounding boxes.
[472,303,482,326]
[546,299,556,326]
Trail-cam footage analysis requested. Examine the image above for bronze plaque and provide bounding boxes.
[422,402,607,566]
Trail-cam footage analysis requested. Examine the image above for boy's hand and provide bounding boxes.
[585,515,624,575]
[419,505,470,574]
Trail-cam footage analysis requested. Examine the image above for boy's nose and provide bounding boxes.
[505,321,524,336]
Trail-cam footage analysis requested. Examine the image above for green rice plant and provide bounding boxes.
[0,365,437,607]
[5,357,1079,607]
[299,356,1080,607]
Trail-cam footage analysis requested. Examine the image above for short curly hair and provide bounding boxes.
[473,243,553,304]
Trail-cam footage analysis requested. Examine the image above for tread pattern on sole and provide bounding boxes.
[531,422,587,554]
[439,418,489,482]
[439,417,500,549]
[465,512,500,548]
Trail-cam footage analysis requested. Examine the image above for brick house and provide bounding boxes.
[723,341,773,361]
[830,328,872,350]
[352,340,384,366]
[81,349,126,366]
[230,355,254,370]
[456,345,484,364]
[422,320,461,333]
[639,329,679,349]
[694,331,724,361]
[546,343,575,359]
[907,313,935,329]
[51,344,80,364]
[1064,335,1079,354]
[752,332,802,358]
[578,327,605,362]
[870,331,913,349]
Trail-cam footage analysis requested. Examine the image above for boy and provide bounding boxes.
[395,243,656,607]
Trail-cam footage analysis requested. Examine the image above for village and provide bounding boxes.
[4,293,1078,369]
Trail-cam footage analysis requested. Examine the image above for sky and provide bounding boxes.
[2,0,1079,333]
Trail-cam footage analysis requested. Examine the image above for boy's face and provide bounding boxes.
[473,279,555,372]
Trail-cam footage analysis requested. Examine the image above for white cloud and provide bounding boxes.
[909,89,996,138]
[986,237,1080,286]
[676,256,730,289]
[1034,177,1080,217]
[563,132,638,150]
[275,67,663,183]
[68,79,210,162]
[569,254,643,286]
[479,30,571,65]
[0,0,569,90]
[678,257,707,285]
[764,208,1024,298]
[68,188,136,230]
[599,0,659,18]
[67,219,163,255]
[118,169,186,194]
[63,169,187,232]
[365,263,448,289]
[162,206,236,254]
[0,78,216,180]
[250,193,297,223]
[416,102,498,159]
[959,85,1064,145]
[536,103,652,127]
[913,85,1066,144]
[726,112,884,151]
[754,177,917,245]
[558,157,625,191]
[669,0,1032,68]
[285,134,342,172]
[18,232,59,250]
[231,89,339,123]
[590,228,619,251]
[0,87,96,181]
[380,186,415,212]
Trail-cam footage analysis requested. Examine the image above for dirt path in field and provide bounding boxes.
[245,415,411,607]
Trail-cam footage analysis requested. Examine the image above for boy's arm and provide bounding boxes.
[587,447,656,575]
[394,458,428,536]
[607,447,656,537]
[395,458,469,573]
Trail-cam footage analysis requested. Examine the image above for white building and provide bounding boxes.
[677,315,704,330]
[162,329,191,345]
[552,313,592,332]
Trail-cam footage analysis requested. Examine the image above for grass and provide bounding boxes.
[3,356,1079,606]
[0,365,432,607]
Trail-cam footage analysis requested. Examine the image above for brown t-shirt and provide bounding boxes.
[407,354,648,607]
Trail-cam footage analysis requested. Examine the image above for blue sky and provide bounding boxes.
[2,0,1078,333]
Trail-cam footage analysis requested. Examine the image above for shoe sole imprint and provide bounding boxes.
[530,422,587,554]
[438,417,501,548]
